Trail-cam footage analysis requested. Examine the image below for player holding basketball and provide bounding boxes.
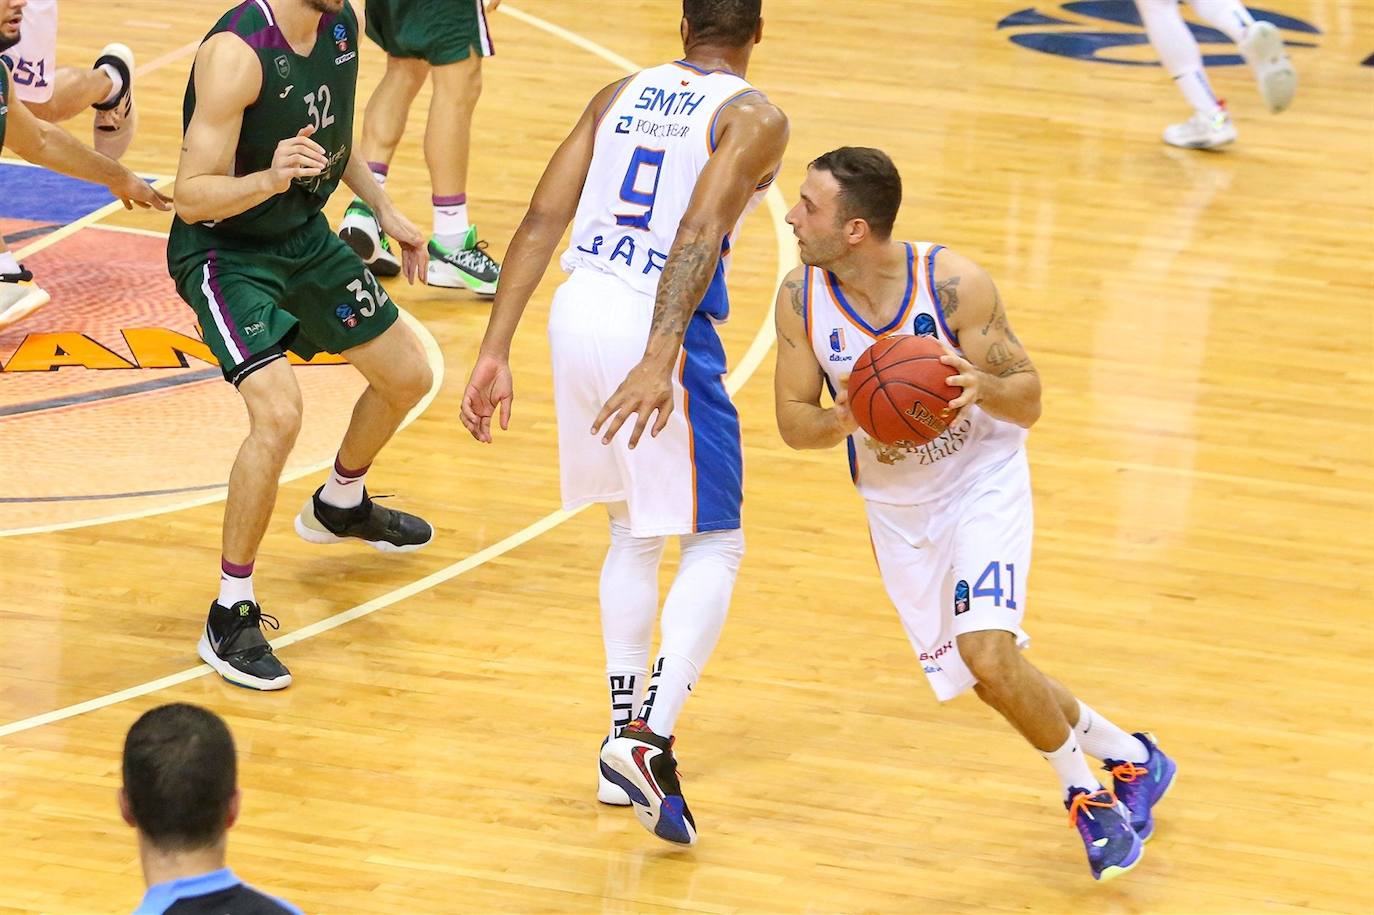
[773,147,1176,881]
[1,0,140,326]
[339,0,502,294]
[169,0,435,691]
[461,0,786,845]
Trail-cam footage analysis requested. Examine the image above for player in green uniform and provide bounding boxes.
[170,0,435,691]
[0,0,170,329]
[337,0,501,295]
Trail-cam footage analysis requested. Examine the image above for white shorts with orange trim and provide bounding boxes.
[865,448,1033,701]
[548,269,742,538]
[1,0,58,104]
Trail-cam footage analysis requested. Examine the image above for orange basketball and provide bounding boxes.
[846,334,961,446]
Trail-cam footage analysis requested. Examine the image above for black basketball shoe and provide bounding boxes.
[197,600,292,691]
[294,486,434,553]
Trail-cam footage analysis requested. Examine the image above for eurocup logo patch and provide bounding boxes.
[914,313,937,337]
[997,1,1319,66]
[954,580,971,615]
[829,327,845,353]
[335,304,359,328]
[333,22,349,52]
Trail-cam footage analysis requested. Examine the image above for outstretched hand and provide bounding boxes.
[461,353,513,443]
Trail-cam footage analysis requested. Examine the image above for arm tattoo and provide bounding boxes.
[778,326,800,349]
[649,237,716,340]
[986,342,1014,366]
[935,275,960,318]
[785,278,806,316]
[997,358,1037,378]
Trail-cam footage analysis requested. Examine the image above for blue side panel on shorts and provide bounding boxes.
[681,314,742,532]
[696,258,730,321]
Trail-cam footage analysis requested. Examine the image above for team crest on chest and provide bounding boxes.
[827,327,852,363]
[275,55,290,78]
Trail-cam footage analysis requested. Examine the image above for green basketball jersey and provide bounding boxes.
[174,0,360,243]
[0,64,10,152]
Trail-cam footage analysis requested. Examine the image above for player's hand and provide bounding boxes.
[377,205,426,285]
[938,342,984,415]
[461,353,513,443]
[267,125,328,193]
[592,358,675,449]
[832,374,861,435]
[110,171,173,211]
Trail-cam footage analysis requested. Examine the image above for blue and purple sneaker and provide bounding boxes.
[1105,732,1177,842]
[1066,787,1144,881]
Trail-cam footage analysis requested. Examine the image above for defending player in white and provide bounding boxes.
[460,0,787,846]
[0,0,139,327]
[773,147,1177,881]
[1135,0,1297,149]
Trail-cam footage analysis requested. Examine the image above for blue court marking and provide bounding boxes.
[997,2,1320,67]
[0,162,127,223]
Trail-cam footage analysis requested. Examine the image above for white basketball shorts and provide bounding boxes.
[1,0,58,104]
[865,448,1033,701]
[548,269,742,538]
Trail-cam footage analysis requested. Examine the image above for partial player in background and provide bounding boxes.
[1135,0,1296,149]
[170,0,435,691]
[122,704,303,915]
[0,0,167,329]
[461,0,786,847]
[0,0,138,324]
[339,0,502,294]
[773,147,1177,881]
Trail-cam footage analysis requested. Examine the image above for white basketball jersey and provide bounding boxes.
[806,242,1028,505]
[559,61,772,321]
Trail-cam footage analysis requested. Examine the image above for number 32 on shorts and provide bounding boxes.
[347,274,387,317]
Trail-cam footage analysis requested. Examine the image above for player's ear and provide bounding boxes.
[680,17,690,46]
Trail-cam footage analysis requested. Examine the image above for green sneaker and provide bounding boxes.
[339,199,401,277]
[426,226,500,295]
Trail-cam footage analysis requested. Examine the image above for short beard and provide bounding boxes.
[302,0,344,14]
[0,30,20,53]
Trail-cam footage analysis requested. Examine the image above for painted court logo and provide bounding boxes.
[998,1,1319,66]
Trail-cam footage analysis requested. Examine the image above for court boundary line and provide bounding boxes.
[0,2,789,738]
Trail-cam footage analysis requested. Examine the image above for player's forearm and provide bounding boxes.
[342,150,390,214]
[975,370,1042,428]
[477,210,565,359]
[642,228,723,370]
[174,170,278,225]
[778,401,850,450]
[17,120,127,191]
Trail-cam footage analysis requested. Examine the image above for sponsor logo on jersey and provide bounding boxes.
[954,580,970,615]
[335,51,356,66]
[914,313,937,336]
[997,2,1320,67]
[829,327,846,353]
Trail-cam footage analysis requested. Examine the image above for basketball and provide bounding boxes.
[846,334,961,446]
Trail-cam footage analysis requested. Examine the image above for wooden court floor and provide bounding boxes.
[1,1,1372,911]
